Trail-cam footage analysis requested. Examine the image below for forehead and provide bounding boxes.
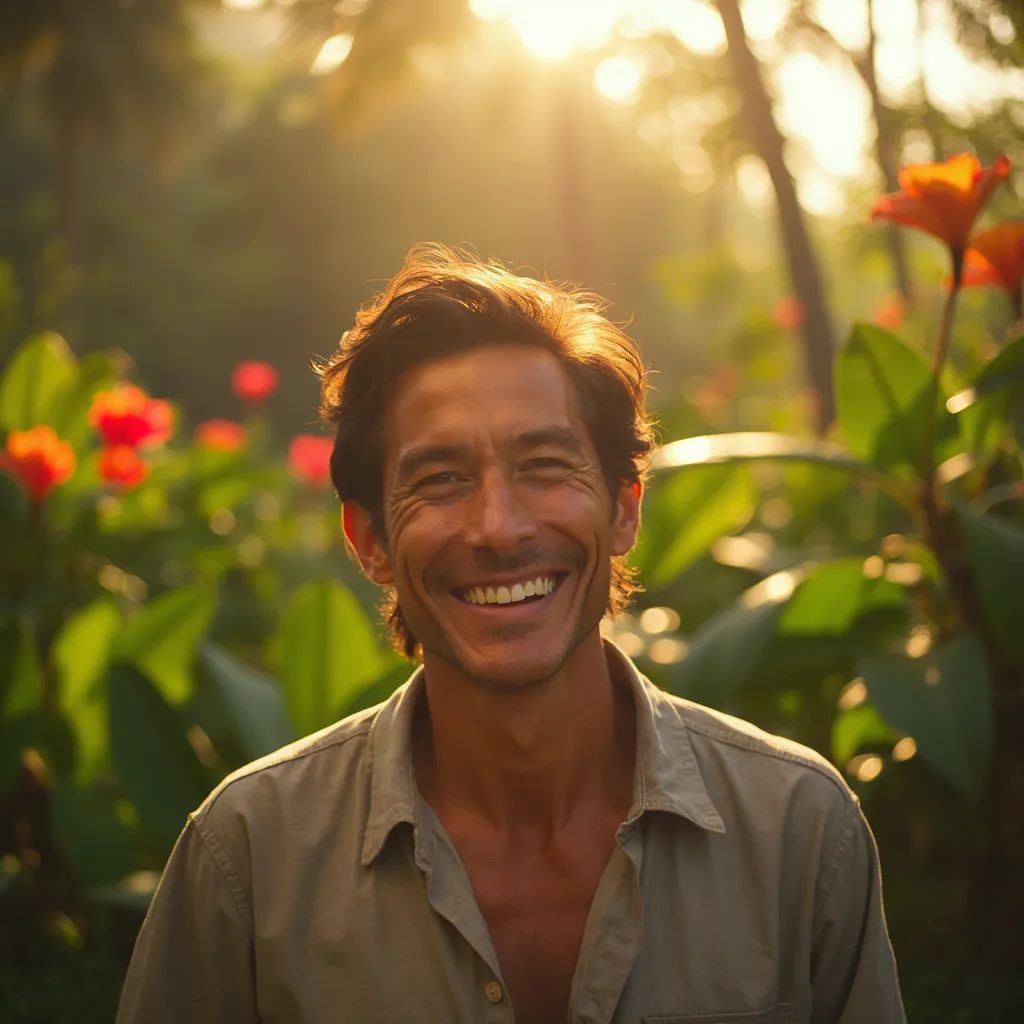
[384,344,588,460]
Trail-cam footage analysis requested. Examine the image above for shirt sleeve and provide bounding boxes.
[117,816,259,1023]
[810,797,906,1024]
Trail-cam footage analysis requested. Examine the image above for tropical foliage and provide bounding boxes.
[1,2,1022,1020]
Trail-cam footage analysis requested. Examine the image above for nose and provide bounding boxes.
[462,468,537,551]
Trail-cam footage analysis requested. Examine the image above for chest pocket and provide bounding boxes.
[643,1003,793,1024]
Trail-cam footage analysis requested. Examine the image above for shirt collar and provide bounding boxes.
[607,642,725,835]
[360,641,724,866]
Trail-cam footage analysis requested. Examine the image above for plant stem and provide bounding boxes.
[920,252,962,487]
[933,254,962,379]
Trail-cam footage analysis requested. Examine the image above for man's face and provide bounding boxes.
[352,343,640,690]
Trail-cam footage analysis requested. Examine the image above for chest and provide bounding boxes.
[459,837,617,1024]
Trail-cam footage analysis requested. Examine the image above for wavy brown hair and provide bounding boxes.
[317,244,655,659]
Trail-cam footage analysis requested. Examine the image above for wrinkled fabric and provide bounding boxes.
[118,644,906,1023]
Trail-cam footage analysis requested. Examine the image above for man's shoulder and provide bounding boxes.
[651,683,858,811]
[192,695,390,828]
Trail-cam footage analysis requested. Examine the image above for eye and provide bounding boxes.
[522,456,572,476]
[414,471,467,495]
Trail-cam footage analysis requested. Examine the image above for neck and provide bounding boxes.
[413,633,635,835]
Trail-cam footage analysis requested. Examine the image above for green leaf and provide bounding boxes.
[662,569,801,696]
[954,504,1024,667]
[952,334,1024,457]
[633,463,755,587]
[334,656,414,721]
[0,332,77,431]
[51,351,120,451]
[831,703,901,766]
[273,580,385,734]
[858,631,992,797]
[114,585,216,705]
[651,430,912,505]
[0,618,41,719]
[835,323,953,475]
[0,469,28,536]
[107,663,210,850]
[779,558,907,635]
[0,711,75,794]
[54,600,122,783]
[49,783,138,886]
[201,643,296,762]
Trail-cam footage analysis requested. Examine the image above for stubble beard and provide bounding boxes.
[415,557,612,694]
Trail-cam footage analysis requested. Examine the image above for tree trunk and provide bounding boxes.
[715,0,836,431]
[862,0,913,302]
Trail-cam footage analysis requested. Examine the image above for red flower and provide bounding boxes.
[288,435,333,487]
[870,152,1011,256]
[874,293,905,330]
[89,385,173,448]
[195,419,246,452]
[232,362,278,404]
[963,221,1024,316]
[773,296,805,332]
[98,445,149,488]
[1,425,76,501]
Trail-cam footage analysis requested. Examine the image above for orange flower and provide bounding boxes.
[232,361,278,404]
[98,445,149,488]
[963,221,1024,317]
[874,293,905,330]
[1,425,76,501]
[288,435,333,487]
[870,152,1011,258]
[773,296,805,331]
[89,385,173,448]
[195,419,246,452]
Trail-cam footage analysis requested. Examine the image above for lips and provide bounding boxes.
[457,574,559,606]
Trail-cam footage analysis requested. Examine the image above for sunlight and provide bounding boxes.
[471,0,625,62]
[464,0,1024,217]
[593,56,644,103]
[776,53,870,179]
[311,33,354,76]
[624,1,726,56]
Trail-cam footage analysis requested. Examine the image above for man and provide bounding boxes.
[118,246,905,1023]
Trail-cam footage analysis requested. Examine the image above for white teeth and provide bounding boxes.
[461,576,556,605]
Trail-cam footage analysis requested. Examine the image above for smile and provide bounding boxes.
[457,575,559,606]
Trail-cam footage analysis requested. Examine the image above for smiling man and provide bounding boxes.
[118,246,905,1023]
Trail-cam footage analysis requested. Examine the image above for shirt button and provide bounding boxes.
[484,980,503,1004]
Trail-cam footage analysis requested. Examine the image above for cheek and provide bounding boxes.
[534,487,612,546]
[388,505,461,578]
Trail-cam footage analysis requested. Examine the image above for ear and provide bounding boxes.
[341,502,394,585]
[610,480,642,556]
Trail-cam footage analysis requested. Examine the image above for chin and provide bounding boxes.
[440,618,603,692]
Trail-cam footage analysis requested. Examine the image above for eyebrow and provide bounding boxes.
[510,426,586,457]
[394,443,471,484]
[393,426,587,484]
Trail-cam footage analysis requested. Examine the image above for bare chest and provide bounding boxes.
[461,841,615,1024]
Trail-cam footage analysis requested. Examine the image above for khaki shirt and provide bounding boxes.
[118,645,905,1023]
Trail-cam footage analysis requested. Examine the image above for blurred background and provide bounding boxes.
[1,0,1023,1020]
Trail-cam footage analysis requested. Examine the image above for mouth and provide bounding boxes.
[454,573,564,607]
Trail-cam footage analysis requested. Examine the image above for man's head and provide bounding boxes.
[318,245,655,668]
